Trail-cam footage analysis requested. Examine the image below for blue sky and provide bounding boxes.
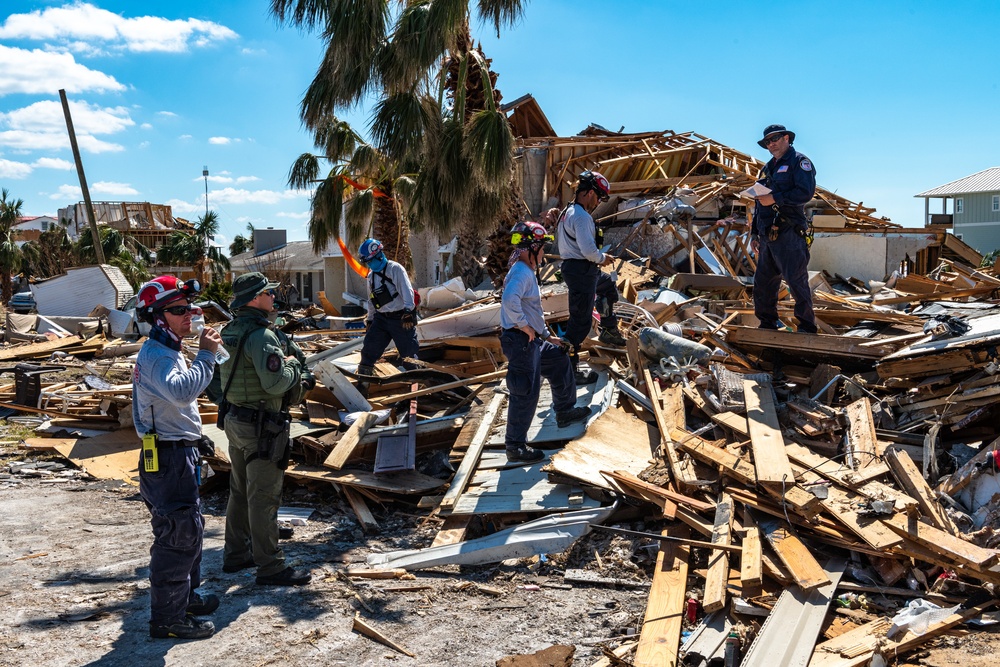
[2,1,999,250]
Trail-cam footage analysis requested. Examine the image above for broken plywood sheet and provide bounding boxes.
[47,429,140,485]
[285,463,446,495]
[451,459,601,515]
[486,371,615,446]
[545,406,659,490]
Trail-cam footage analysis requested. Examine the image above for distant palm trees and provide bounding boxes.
[156,211,231,287]
[0,188,25,304]
[272,0,523,267]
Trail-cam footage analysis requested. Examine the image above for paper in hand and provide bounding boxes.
[739,183,772,199]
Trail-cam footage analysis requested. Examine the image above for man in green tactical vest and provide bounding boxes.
[217,272,314,586]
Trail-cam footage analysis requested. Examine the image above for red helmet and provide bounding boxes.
[510,221,553,249]
[136,276,200,321]
[578,170,611,202]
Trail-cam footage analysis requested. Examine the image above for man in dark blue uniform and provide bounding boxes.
[751,124,818,334]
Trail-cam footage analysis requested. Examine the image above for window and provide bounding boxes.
[993,195,1000,212]
[956,198,964,214]
[40,220,49,231]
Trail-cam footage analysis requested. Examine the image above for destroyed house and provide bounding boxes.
[57,201,194,250]
[916,166,1000,254]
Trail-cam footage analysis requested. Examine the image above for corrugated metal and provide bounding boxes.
[915,167,1000,197]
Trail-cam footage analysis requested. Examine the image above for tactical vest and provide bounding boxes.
[219,308,306,411]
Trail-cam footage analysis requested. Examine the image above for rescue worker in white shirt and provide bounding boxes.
[555,170,626,385]
[500,221,591,462]
[357,238,419,375]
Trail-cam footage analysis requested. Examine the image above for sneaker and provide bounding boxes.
[256,567,311,587]
[222,557,256,574]
[556,406,591,428]
[575,368,598,385]
[506,444,545,463]
[186,593,219,616]
[150,617,215,640]
[598,328,627,347]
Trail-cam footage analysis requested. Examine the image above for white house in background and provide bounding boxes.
[915,167,1000,253]
[30,264,135,317]
[228,229,325,308]
[13,215,59,244]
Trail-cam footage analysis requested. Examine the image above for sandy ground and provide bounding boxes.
[4,455,1000,666]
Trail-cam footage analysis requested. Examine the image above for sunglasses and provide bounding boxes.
[162,304,196,316]
[764,134,786,145]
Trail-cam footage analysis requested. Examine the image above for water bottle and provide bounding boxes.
[191,313,230,364]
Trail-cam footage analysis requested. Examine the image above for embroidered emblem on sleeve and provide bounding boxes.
[800,158,813,172]
[266,353,281,372]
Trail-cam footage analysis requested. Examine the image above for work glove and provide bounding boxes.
[301,375,317,392]
[401,309,416,331]
[197,436,216,458]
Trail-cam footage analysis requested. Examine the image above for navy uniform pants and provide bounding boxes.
[753,230,817,333]
[139,446,203,625]
[360,310,420,369]
[500,330,577,448]
[561,259,620,347]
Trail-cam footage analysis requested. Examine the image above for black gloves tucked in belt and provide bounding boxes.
[401,309,417,331]
[197,436,215,458]
[301,375,317,391]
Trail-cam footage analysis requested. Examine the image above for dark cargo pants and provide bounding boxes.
[360,310,420,368]
[139,446,204,625]
[753,229,817,334]
[560,259,620,347]
[500,330,577,449]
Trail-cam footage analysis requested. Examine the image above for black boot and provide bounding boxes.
[570,348,598,384]
[150,617,215,640]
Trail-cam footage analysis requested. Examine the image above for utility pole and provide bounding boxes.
[203,165,209,218]
[59,89,105,265]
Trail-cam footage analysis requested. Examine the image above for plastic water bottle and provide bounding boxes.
[191,313,230,364]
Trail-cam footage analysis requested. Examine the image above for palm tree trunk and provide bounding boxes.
[372,194,411,272]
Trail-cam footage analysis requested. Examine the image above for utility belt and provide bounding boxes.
[376,309,407,320]
[157,438,200,449]
[227,401,292,470]
[763,205,811,245]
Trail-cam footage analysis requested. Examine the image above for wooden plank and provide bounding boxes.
[882,514,999,569]
[313,360,371,413]
[726,326,897,359]
[844,398,881,470]
[702,492,733,614]
[439,393,505,511]
[430,514,471,548]
[757,517,831,591]
[634,526,689,667]
[0,334,86,361]
[645,371,698,488]
[374,370,507,404]
[603,470,714,512]
[323,412,379,470]
[743,380,794,484]
[740,509,763,587]
[342,486,379,533]
[673,428,756,485]
[884,448,959,535]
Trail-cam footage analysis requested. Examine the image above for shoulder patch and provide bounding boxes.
[266,353,282,372]
[800,158,813,172]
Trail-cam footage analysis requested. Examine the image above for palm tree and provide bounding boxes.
[272,0,522,267]
[156,211,231,287]
[229,222,255,257]
[20,218,77,281]
[75,225,154,288]
[0,189,25,304]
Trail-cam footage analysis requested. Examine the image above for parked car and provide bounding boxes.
[9,291,36,314]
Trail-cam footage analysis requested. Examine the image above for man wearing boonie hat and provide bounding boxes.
[750,124,818,334]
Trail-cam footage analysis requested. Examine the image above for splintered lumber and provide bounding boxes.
[352,613,415,657]
[602,470,713,512]
[843,398,881,470]
[702,492,733,614]
[936,435,1000,497]
[743,380,793,484]
[807,617,891,667]
[589,525,742,554]
[645,371,698,488]
[0,334,85,361]
[323,412,379,470]
[439,392,504,511]
[726,326,898,359]
[634,526,690,667]
[882,514,999,569]
[884,448,959,535]
[740,509,763,587]
[342,486,379,533]
[760,481,823,520]
[430,514,472,548]
[375,369,506,404]
[672,428,756,485]
[756,516,831,591]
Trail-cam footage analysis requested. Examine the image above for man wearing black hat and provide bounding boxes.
[750,124,818,334]
[217,272,313,587]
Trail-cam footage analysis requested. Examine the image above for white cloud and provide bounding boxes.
[138,140,149,149]
[276,211,310,220]
[196,173,260,184]
[140,122,152,130]
[33,157,73,170]
[0,3,238,54]
[92,181,138,196]
[50,184,82,200]
[0,158,32,178]
[236,175,260,183]
[165,198,203,214]
[178,134,192,140]
[0,44,123,96]
[0,129,124,153]
[211,187,309,206]
[208,136,232,145]
[157,111,177,117]
[204,175,233,183]
[2,99,134,134]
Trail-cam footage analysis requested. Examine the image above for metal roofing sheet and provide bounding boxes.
[915,167,1000,197]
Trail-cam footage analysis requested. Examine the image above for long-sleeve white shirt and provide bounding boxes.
[556,202,604,263]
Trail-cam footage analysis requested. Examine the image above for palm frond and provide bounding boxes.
[476,0,526,35]
[393,175,417,207]
[348,143,384,179]
[370,91,429,162]
[289,153,322,190]
[463,108,514,189]
[314,116,360,160]
[345,189,375,243]
[301,46,377,128]
[308,177,347,254]
[270,0,330,30]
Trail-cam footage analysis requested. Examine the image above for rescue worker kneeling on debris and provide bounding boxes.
[501,221,592,462]
[218,272,314,587]
[555,170,627,385]
[133,275,222,639]
[357,238,420,376]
